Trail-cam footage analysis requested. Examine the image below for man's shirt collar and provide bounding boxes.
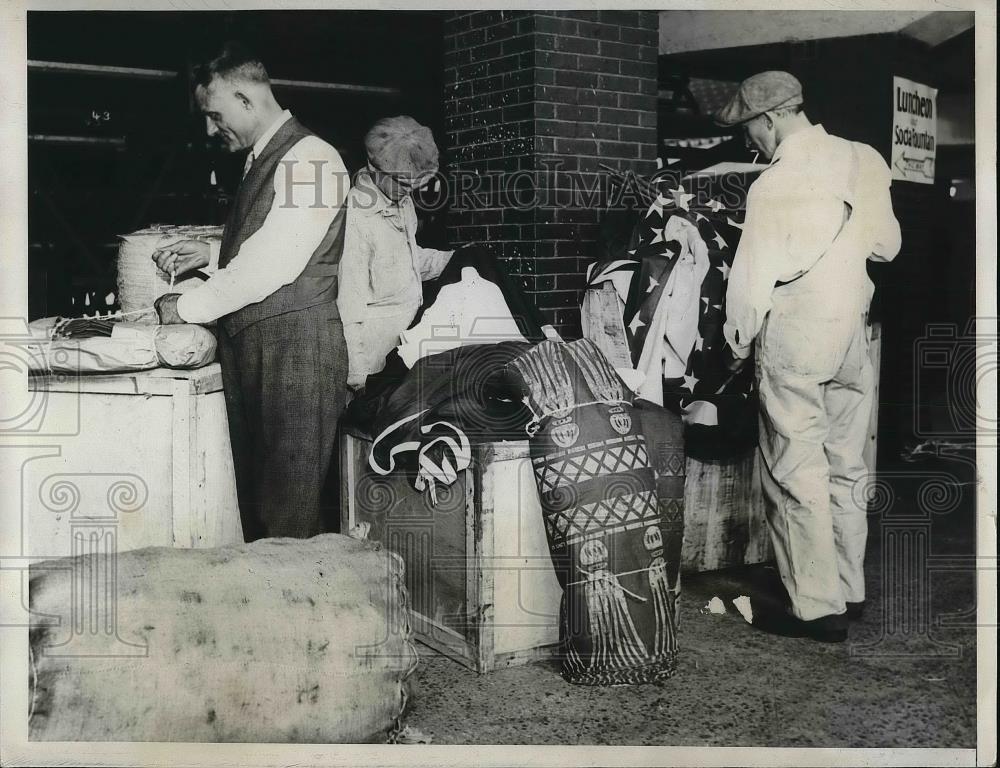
[354,170,410,221]
[251,109,293,159]
[771,122,827,165]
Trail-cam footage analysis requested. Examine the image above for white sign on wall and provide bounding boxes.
[891,76,937,185]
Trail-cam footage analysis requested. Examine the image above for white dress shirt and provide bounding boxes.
[176,110,349,324]
[723,124,901,358]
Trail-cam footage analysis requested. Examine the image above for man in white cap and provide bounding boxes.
[716,71,901,642]
[337,116,454,388]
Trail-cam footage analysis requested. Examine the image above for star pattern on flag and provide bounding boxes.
[622,170,758,458]
[669,185,695,211]
[646,194,669,218]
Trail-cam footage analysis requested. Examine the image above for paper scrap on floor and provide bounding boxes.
[705,596,726,615]
[733,595,754,623]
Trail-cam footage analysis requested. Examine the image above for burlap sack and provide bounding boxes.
[28,534,418,743]
[25,321,217,373]
[154,324,217,368]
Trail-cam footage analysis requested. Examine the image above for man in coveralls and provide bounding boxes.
[716,72,902,642]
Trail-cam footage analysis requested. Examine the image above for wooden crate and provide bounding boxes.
[681,452,771,571]
[340,431,563,673]
[25,363,242,561]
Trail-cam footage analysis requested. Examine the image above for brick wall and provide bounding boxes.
[443,10,658,338]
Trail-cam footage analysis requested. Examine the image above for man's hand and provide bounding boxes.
[152,239,210,278]
[155,293,185,325]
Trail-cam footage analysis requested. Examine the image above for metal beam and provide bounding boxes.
[28,59,178,80]
[28,59,400,96]
[270,77,400,97]
[29,134,127,147]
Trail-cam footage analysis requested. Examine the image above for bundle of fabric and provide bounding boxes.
[508,339,684,685]
[363,340,534,509]
[28,534,418,743]
[344,244,548,433]
[116,224,223,322]
[25,318,217,374]
[586,169,760,460]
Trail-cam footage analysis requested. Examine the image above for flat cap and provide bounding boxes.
[365,115,439,177]
[714,71,803,126]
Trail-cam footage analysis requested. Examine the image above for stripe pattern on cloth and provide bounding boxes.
[509,338,683,685]
[587,171,759,460]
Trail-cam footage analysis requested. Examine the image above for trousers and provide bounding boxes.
[756,306,875,621]
[218,302,348,541]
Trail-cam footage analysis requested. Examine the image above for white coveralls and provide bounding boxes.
[337,170,454,387]
[724,124,901,621]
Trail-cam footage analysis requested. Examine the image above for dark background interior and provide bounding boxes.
[27,10,445,320]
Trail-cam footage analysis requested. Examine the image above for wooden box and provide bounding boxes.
[340,432,563,673]
[25,363,243,561]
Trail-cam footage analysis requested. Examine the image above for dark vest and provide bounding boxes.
[218,116,345,336]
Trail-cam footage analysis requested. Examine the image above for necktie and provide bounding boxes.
[242,151,255,180]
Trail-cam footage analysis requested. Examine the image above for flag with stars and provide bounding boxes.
[613,170,760,461]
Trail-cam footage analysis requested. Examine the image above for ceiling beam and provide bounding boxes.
[900,11,975,48]
[660,11,934,55]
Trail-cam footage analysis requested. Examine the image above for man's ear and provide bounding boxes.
[763,112,775,129]
[234,89,253,111]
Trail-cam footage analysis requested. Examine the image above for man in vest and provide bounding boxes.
[153,43,349,541]
[716,72,901,642]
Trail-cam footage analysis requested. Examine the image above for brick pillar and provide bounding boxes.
[443,10,658,339]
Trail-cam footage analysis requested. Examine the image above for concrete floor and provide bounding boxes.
[403,453,979,747]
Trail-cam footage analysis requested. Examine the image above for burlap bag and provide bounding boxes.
[28,534,418,742]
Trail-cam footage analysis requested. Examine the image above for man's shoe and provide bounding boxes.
[846,601,865,620]
[752,608,848,643]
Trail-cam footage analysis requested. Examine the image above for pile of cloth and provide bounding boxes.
[345,248,685,685]
[585,168,761,461]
